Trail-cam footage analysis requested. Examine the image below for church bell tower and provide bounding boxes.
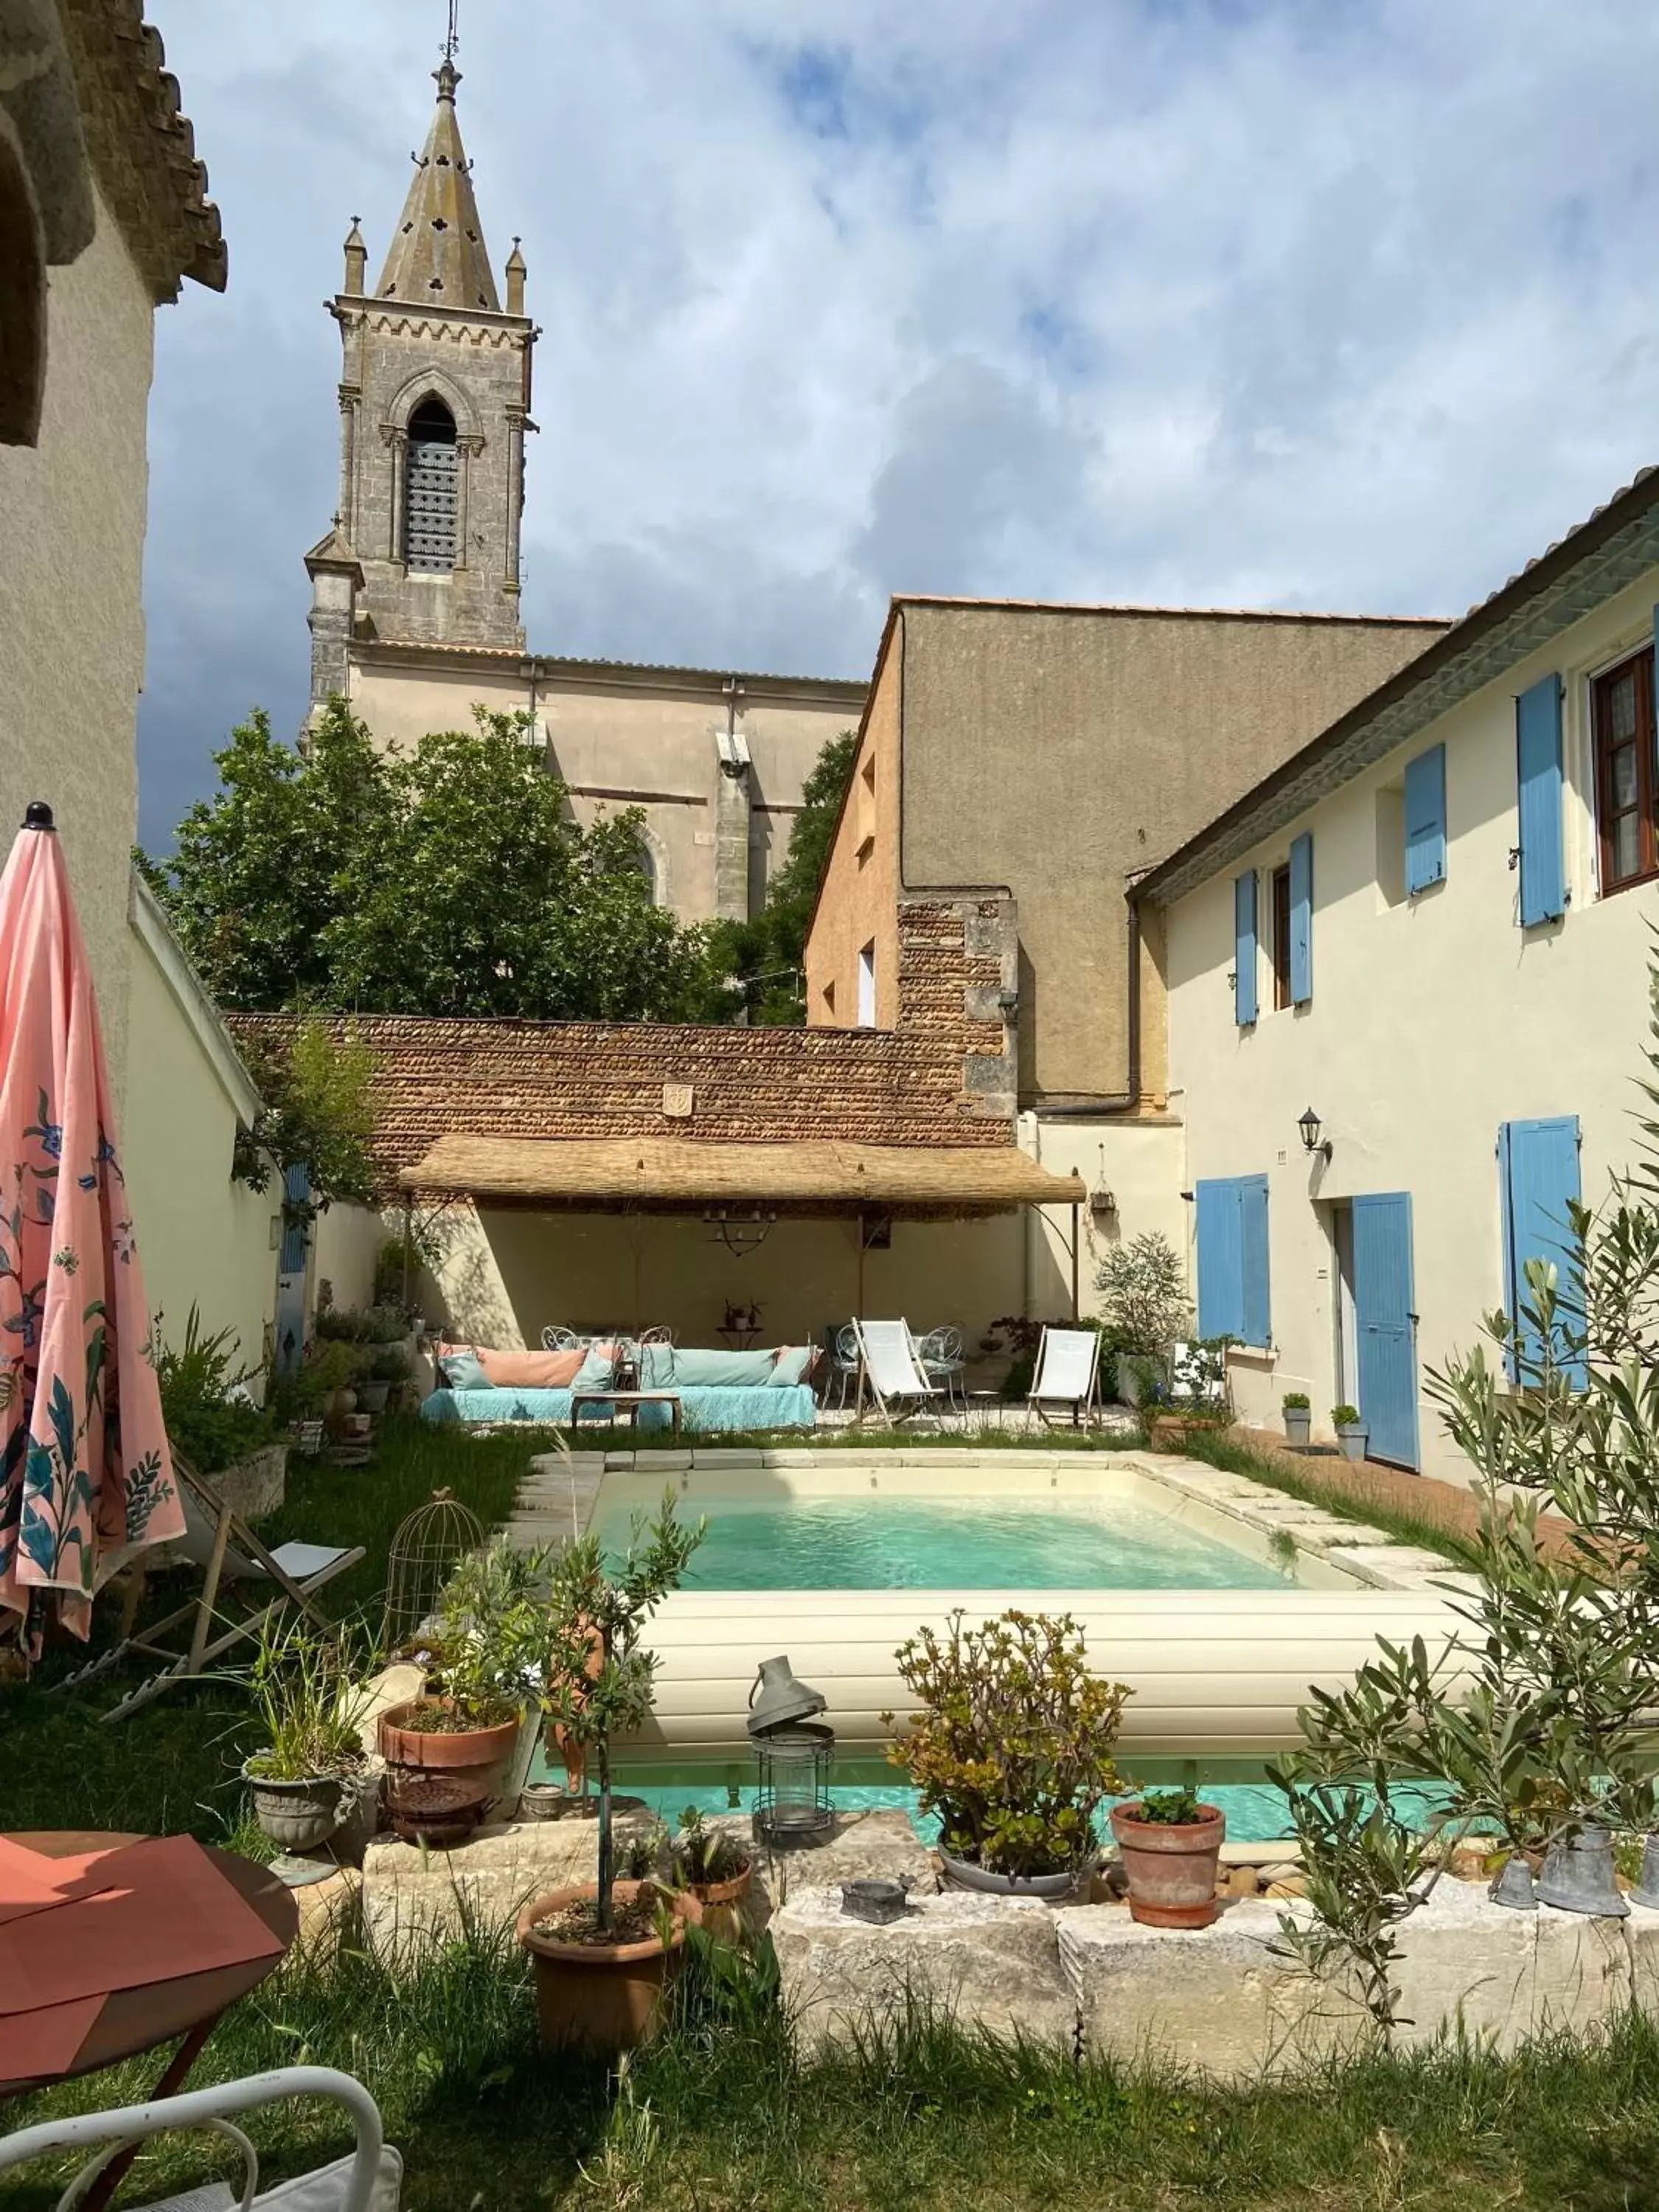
[306,46,535,693]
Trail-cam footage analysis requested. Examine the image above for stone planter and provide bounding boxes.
[517,1880,689,2055]
[1283,1408,1311,1447]
[939,1846,1080,1900]
[1110,1802,1225,1929]
[356,1380,391,1414]
[243,1762,350,1853]
[1337,1422,1369,1463]
[379,1698,522,1848]
[218,1441,288,1521]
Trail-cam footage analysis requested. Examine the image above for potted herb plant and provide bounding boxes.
[886,1607,1132,1897]
[242,1618,372,1856]
[517,1492,705,2053]
[380,1534,544,1847]
[1282,1391,1312,1447]
[1332,1404,1368,1462]
[665,1806,751,1940]
[1110,1785,1226,1927]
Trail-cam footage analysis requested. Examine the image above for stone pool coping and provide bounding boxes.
[512,1444,1469,1597]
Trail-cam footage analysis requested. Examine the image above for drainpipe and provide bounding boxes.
[1126,894,1142,1111]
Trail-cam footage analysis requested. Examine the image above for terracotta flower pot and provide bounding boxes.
[378,1697,522,1848]
[518,1879,689,2054]
[675,1861,752,1942]
[1110,1801,1225,1929]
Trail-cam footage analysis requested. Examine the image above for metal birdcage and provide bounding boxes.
[381,1486,484,1655]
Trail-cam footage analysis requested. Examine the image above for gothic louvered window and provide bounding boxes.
[404,397,458,571]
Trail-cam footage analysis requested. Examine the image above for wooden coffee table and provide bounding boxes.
[569,1388,683,1437]
[0,1832,298,2208]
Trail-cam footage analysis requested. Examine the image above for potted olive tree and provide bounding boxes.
[1332,1405,1369,1462]
[1110,1785,1226,1927]
[380,1534,545,1846]
[517,1493,705,2053]
[1096,1232,1191,1406]
[886,1608,1132,1897]
[1282,1391,1312,1447]
[243,1618,374,1857]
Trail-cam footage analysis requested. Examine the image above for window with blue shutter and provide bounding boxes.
[1404,743,1447,894]
[1288,833,1312,1006]
[1234,871,1258,1026]
[1195,1174,1271,1346]
[1498,1115,1585,1386]
[1516,675,1565,925]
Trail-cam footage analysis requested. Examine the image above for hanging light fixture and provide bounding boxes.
[703,1205,777,1258]
[1297,1106,1332,1162]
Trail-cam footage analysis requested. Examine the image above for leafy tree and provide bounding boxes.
[232,1015,379,1215]
[717,727,859,1024]
[145,700,729,1023]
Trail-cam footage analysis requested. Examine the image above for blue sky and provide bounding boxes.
[136,0,1659,846]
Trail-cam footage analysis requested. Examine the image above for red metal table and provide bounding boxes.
[0,1831,297,2209]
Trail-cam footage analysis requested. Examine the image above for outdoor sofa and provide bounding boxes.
[420,1338,818,1433]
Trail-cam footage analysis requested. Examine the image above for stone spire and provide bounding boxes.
[373,58,501,312]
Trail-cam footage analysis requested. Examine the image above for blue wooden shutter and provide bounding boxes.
[1194,1179,1242,1340]
[1239,1174,1271,1345]
[1234,872,1258,1026]
[1404,744,1447,894]
[1499,1116,1585,1385]
[279,1161,310,1275]
[1516,675,1565,925]
[1288,833,1312,1006]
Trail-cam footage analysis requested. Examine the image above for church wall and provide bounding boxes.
[0,179,154,1093]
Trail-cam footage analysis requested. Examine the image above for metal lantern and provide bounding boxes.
[382,1486,484,1655]
[753,1722,835,1846]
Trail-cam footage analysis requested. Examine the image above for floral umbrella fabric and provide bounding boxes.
[0,809,182,1649]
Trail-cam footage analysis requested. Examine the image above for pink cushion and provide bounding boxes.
[477,1346,585,1388]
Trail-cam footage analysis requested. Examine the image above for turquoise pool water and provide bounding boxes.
[591,1489,1289,1592]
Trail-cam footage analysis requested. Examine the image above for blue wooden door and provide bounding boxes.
[1352,1193,1419,1470]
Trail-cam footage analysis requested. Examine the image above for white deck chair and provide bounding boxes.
[55,1457,365,1724]
[853,1319,942,1425]
[0,2064,401,2211]
[1028,1326,1103,1428]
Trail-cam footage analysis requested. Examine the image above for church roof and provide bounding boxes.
[373,59,501,314]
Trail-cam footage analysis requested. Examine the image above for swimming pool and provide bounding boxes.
[591,1486,1292,1592]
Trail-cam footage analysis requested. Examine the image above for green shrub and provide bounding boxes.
[155,1305,273,1474]
[1282,1391,1311,1411]
[1331,1405,1362,1428]
[1130,1786,1208,1826]
[1094,1231,1191,1357]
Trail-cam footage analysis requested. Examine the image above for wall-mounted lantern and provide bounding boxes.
[1297,1107,1333,1164]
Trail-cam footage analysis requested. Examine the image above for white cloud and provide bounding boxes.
[137,0,1659,841]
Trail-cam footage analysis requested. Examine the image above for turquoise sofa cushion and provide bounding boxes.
[664,1347,779,1388]
[769,1346,815,1386]
[439,1349,491,1391]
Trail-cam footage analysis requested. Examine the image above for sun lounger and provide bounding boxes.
[55,1455,364,1724]
[1028,1325,1103,1427]
[853,1319,942,1425]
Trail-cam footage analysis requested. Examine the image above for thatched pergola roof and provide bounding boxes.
[398,1135,1085,1220]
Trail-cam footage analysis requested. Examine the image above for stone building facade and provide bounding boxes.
[305,56,863,928]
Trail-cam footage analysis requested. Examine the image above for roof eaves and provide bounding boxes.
[892,592,1449,630]
[1134,465,1659,906]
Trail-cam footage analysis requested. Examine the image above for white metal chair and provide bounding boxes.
[915,1325,967,1412]
[1028,1326,1103,1429]
[853,1320,942,1425]
[540,1324,580,1350]
[55,1458,364,1725]
[0,2064,401,2211]
[827,1324,861,1409]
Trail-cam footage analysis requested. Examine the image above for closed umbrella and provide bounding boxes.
[0,802,183,1652]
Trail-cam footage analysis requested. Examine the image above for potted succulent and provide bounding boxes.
[1110,1785,1226,1928]
[1332,1404,1369,1462]
[517,1492,706,2054]
[886,1607,1132,1897]
[1281,1391,1312,1447]
[380,1534,545,1847]
[242,1618,372,1857]
[665,1806,751,1941]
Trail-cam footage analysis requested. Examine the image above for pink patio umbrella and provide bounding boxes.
[0,802,183,1655]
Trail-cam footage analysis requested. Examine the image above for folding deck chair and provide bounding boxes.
[55,1455,364,1724]
[1028,1325,1104,1429]
[852,1319,942,1425]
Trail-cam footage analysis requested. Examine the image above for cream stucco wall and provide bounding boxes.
[1020,1114,1189,1326]
[311,1200,386,1318]
[125,899,280,1388]
[345,654,861,926]
[0,181,156,1094]
[804,627,902,1029]
[1162,567,1659,1484]
[895,603,1442,1105]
